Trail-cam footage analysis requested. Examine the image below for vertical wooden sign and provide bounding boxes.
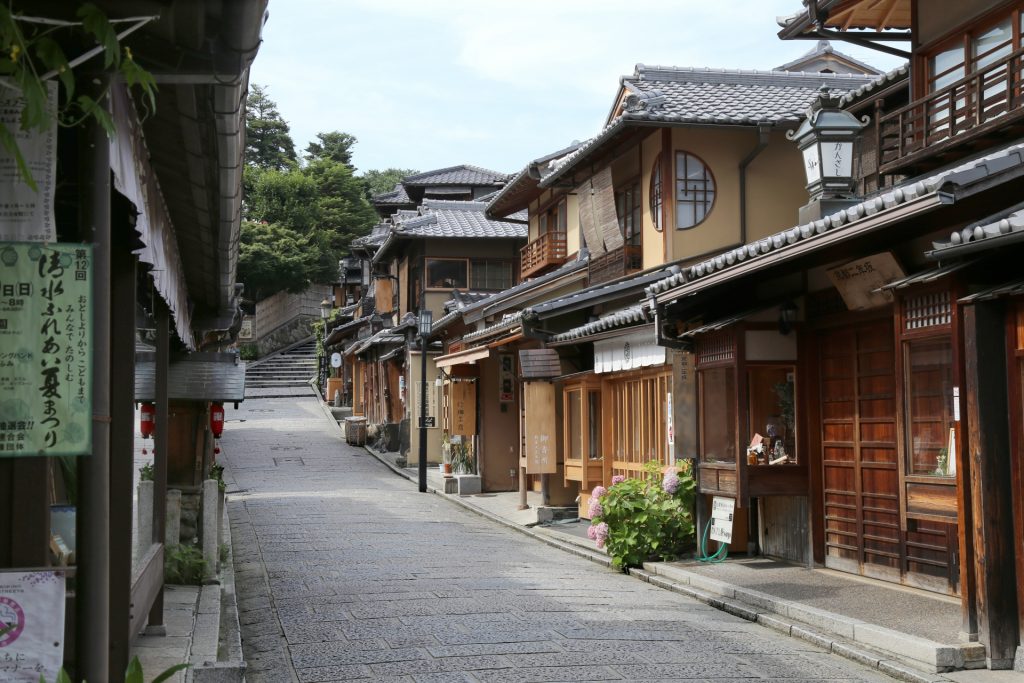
[524,381,558,474]
[450,381,476,436]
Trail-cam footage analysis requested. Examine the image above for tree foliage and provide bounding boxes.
[239,87,377,302]
[361,167,418,197]
[244,84,297,171]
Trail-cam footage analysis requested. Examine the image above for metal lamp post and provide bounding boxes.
[319,297,331,398]
[417,308,433,493]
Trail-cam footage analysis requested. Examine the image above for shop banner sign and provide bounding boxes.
[0,570,66,682]
[0,82,57,242]
[0,243,92,456]
[709,496,735,544]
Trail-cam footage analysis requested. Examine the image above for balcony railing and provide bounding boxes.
[878,45,1024,175]
[588,244,642,286]
[520,231,568,279]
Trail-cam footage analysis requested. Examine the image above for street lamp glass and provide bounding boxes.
[320,298,331,320]
[418,309,433,337]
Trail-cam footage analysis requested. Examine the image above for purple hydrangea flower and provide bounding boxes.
[593,522,609,549]
[662,469,680,495]
[591,485,607,499]
[588,498,603,519]
[587,524,598,540]
[611,475,625,485]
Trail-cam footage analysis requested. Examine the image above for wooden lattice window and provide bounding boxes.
[904,291,952,331]
[608,370,671,478]
[695,329,736,367]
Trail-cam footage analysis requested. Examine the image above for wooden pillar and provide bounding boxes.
[108,241,136,672]
[148,297,169,628]
[77,77,111,683]
[0,459,50,566]
[963,301,1018,669]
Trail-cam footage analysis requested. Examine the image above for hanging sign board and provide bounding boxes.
[417,380,437,428]
[330,352,342,368]
[0,570,66,681]
[666,392,675,463]
[826,252,905,311]
[0,82,57,243]
[0,244,92,456]
[450,380,476,436]
[524,381,557,474]
[498,353,514,403]
[709,496,735,544]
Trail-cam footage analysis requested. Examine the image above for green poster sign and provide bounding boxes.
[0,243,92,456]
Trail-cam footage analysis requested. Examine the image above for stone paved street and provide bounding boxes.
[221,397,897,683]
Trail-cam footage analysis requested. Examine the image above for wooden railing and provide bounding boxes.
[520,231,568,279]
[878,45,1024,175]
[588,244,642,285]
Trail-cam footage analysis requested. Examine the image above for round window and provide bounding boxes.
[675,151,715,229]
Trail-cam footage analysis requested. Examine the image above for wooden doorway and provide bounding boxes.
[819,320,903,582]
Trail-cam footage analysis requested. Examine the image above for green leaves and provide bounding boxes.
[590,462,697,570]
[77,3,120,68]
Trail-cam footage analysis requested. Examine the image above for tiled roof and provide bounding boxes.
[372,183,412,205]
[324,315,372,348]
[548,304,650,344]
[462,311,523,344]
[136,353,245,402]
[350,222,391,249]
[525,267,680,319]
[838,63,909,107]
[392,201,527,239]
[775,40,882,75]
[928,203,1024,257]
[348,329,404,356]
[431,291,494,334]
[486,141,586,217]
[647,140,1024,299]
[542,65,875,188]
[401,165,509,187]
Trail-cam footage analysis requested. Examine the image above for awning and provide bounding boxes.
[435,346,490,369]
[876,259,977,291]
[135,352,245,402]
[959,280,1024,303]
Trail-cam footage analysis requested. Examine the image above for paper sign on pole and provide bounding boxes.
[0,82,57,242]
[0,570,65,681]
[709,496,735,544]
[0,243,93,456]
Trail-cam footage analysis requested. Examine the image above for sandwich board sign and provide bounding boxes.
[709,496,735,544]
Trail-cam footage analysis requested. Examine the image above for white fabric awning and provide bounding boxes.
[435,346,490,369]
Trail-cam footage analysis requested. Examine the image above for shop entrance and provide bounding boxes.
[818,319,957,593]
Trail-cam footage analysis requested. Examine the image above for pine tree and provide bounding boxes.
[244,84,297,171]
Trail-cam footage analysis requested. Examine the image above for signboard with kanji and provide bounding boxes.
[449,380,476,436]
[524,381,557,474]
[0,570,66,681]
[0,243,92,456]
[0,83,57,243]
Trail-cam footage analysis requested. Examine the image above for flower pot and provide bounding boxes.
[442,463,452,477]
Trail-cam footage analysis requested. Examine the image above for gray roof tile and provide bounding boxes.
[372,183,412,205]
[401,165,509,187]
[929,204,1024,256]
[393,200,527,239]
[136,353,245,402]
[549,304,651,343]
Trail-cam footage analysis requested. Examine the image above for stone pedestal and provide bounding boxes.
[456,475,481,496]
[166,488,182,547]
[136,480,153,563]
[202,479,219,574]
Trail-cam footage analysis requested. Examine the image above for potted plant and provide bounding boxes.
[450,440,475,475]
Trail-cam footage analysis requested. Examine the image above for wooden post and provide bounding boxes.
[963,301,1018,669]
[108,234,137,674]
[148,296,170,628]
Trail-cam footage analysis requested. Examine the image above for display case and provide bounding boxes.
[562,372,604,491]
[695,323,808,504]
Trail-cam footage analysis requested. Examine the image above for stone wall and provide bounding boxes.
[255,316,316,357]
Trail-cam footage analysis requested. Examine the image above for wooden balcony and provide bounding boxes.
[588,245,642,286]
[878,46,1024,176]
[520,231,567,279]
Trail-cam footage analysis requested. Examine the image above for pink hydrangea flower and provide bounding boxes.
[587,524,598,540]
[611,475,625,485]
[662,468,680,495]
[593,522,609,549]
[588,498,603,519]
[591,485,607,499]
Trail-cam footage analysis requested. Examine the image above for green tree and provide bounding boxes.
[305,131,357,166]
[245,84,297,170]
[305,157,377,251]
[238,221,319,300]
[243,165,320,232]
[361,167,418,197]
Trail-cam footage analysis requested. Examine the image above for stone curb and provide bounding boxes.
[312,403,967,682]
[635,563,985,681]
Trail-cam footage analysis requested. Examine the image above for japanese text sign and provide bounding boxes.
[0,571,65,682]
[0,243,92,456]
[709,496,735,544]
[0,83,57,242]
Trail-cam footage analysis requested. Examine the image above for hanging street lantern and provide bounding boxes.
[210,402,225,455]
[139,402,155,455]
[787,87,868,205]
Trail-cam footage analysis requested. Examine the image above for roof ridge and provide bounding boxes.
[634,63,877,82]
[402,164,505,182]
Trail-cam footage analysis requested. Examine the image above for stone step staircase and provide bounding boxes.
[245,338,317,390]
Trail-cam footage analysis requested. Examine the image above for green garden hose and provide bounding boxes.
[697,518,728,563]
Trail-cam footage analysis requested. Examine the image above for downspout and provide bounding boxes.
[739,125,772,245]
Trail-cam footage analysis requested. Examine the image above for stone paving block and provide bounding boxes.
[296,664,373,682]
[473,665,623,682]
[425,642,562,658]
[370,654,513,677]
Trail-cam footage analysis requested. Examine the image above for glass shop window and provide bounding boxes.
[425,258,467,289]
[699,365,736,464]
[905,337,955,477]
[746,366,797,465]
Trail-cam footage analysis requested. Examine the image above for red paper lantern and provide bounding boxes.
[140,402,155,439]
[210,402,225,439]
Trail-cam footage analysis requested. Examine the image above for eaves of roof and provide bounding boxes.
[461,256,591,324]
[547,304,651,345]
[524,267,680,321]
[838,63,909,108]
[648,139,1024,305]
[462,312,523,344]
[926,202,1024,259]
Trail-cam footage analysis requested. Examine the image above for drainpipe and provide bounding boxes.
[739,125,772,245]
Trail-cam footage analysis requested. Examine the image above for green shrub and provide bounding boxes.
[588,460,696,570]
[43,655,186,682]
[138,462,154,481]
[238,343,259,360]
[164,543,208,585]
[209,462,226,492]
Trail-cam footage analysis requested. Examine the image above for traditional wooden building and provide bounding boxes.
[641,0,1024,667]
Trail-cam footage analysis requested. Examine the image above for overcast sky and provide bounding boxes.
[250,1,907,176]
